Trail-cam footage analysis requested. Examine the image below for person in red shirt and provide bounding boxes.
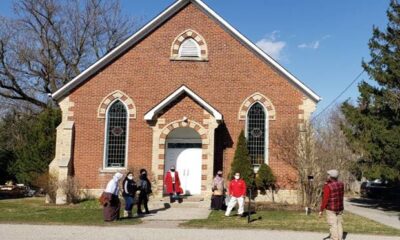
[319,169,344,240]
[225,172,247,217]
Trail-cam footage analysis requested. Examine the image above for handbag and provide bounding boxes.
[99,192,109,206]
[224,195,231,206]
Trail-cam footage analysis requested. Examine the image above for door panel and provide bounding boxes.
[165,148,202,195]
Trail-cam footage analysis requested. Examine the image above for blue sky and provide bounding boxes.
[0,0,390,116]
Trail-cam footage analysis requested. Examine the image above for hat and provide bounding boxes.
[114,172,123,180]
[327,169,339,178]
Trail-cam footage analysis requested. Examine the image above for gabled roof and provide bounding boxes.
[144,85,223,121]
[51,0,321,102]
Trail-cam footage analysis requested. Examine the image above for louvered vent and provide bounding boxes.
[179,38,200,58]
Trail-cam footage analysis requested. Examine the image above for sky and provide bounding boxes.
[0,0,391,117]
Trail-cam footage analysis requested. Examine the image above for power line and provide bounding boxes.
[311,69,366,122]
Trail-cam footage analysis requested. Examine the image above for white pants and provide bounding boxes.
[225,196,244,216]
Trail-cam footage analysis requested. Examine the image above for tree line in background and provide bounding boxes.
[0,0,135,186]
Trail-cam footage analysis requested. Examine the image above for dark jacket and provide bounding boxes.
[122,178,137,197]
[138,176,152,195]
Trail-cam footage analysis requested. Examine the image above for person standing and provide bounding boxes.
[122,172,137,218]
[102,172,123,221]
[137,169,152,215]
[319,169,344,240]
[225,172,246,217]
[164,166,183,203]
[211,170,225,210]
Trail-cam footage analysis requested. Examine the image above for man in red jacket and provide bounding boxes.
[319,169,344,240]
[225,172,247,217]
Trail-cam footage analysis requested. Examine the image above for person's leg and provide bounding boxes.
[225,196,238,216]
[237,196,244,215]
[326,210,339,240]
[137,194,143,214]
[144,194,149,213]
[337,211,343,240]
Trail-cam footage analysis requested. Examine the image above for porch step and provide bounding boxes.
[148,196,209,209]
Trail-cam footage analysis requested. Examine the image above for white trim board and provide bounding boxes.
[144,85,223,121]
[51,0,321,103]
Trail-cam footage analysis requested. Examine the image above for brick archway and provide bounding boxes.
[238,93,276,120]
[155,119,210,194]
[170,29,208,60]
[97,90,136,119]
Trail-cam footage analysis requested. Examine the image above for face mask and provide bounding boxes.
[127,176,133,180]
[217,174,222,177]
[234,176,240,180]
[171,168,175,172]
[142,173,147,176]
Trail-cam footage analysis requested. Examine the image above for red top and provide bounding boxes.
[164,171,183,194]
[229,179,247,197]
[320,180,344,212]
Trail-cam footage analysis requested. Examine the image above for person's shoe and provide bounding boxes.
[137,211,144,215]
[123,210,129,218]
[127,211,133,218]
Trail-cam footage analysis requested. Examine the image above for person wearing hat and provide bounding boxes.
[210,170,226,210]
[102,172,123,221]
[319,169,344,240]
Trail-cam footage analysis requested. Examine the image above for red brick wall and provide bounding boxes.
[67,3,305,190]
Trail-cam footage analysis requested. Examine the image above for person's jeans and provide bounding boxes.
[225,196,244,216]
[123,196,134,211]
[326,210,343,240]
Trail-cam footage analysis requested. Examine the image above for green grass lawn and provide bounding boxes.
[0,197,141,226]
[183,209,400,236]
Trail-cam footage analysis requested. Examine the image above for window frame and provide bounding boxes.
[103,99,129,170]
[245,101,269,168]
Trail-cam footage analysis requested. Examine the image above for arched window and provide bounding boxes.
[246,102,268,166]
[104,100,128,168]
[179,38,200,58]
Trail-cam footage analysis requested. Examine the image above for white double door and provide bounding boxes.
[165,147,202,195]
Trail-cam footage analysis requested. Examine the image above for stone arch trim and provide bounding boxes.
[155,119,211,194]
[238,93,276,120]
[97,90,136,119]
[159,119,208,145]
[170,29,208,61]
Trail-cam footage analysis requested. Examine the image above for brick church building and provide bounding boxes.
[50,0,320,204]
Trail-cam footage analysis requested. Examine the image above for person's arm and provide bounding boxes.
[124,180,128,194]
[320,184,330,213]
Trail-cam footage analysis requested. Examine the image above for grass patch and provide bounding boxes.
[0,197,141,226]
[182,209,400,236]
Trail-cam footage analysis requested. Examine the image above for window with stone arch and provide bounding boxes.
[171,29,208,61]
[104,100,128,168]
[246,102,268,166]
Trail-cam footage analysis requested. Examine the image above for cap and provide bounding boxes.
[327,169,339,178]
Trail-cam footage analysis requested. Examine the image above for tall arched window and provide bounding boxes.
[104,100,128,168]
[246,102,268,166]
[179,38,200,58]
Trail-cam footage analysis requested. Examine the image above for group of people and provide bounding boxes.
[100,169,152,221]
[100,167,345,240]
[210,170,247,217]
[211,169,344,240]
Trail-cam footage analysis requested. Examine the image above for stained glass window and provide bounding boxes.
[247,103,267,166]
[105,101,127,168]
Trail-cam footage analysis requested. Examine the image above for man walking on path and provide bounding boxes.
[319,169,345,240]
[225,172,247,217]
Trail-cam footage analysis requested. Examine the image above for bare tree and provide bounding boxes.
[0,0,136,109]
[274,107,358,208]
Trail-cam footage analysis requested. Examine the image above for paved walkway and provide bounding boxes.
[345,199,400,230]
[1,224,399,240]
